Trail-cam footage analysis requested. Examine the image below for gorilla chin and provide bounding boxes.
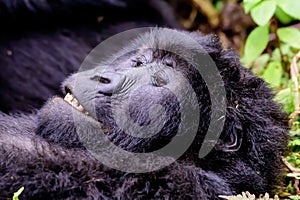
[0,28,288,200]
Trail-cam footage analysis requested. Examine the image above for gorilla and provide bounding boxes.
[0,28,288,200]
[0,0,180,113]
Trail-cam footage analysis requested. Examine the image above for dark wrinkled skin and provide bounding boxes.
[0,28,289,199]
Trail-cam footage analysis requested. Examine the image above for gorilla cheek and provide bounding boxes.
[128,85,181,131]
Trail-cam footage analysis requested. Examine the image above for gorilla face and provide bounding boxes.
[37,42,203,155]
[63,48,186,125]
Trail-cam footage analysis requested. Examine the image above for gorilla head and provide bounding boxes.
[0,28,288,199]
[37,28,216,158]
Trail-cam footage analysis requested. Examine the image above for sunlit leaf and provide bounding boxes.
[262,61,283,88]
[271,48,281,61]
[277,27,300,49]
[277,0,300,20]
[288,140,300,147]
[289,195,300,200]
[289,129,300,137]
[243,0,262,13]
[251,0,276,26]
[275,7,295,24]
[274,87,295,113]
[243,25,269,66]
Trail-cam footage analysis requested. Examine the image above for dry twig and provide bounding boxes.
[282,157,300,195]
[288,51,300,125]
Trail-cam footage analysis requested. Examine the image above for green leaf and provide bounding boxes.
[288,139,300,147]
[277,0,300,20]
[277,27,300,49]
[13,186,24,200]
[289,195,300,200]
[243,25,269,65]
[262,61,283,88]
[289,129,300,137]
[275,87,295,113]
[275,7,295,24]
[214,1,223,12]
[243,0,262,13]
[250,0,276,26]
[280,43,295,60]
[271,48,281,61]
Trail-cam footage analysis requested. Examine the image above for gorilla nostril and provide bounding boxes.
[91,72,125,96]
[91,75,111,84]
[99,77,111,84]
[64,86,71,94]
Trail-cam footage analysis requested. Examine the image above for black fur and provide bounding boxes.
[0,28,288,199]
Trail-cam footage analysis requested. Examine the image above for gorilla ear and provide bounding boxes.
[216,122,243,152]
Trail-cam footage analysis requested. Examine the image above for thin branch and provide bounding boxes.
[288,51,300,125]
[282,156,300,173]
[294,179,300,195]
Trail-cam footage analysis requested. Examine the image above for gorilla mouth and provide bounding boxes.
[64,89,111,135]
[64,93,89,116]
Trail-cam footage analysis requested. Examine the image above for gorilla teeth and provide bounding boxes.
[64,93,87,114]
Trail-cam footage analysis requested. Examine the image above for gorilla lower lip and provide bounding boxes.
[64,93,88,115]
[64,93,109,134]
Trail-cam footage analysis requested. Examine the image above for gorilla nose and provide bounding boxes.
[91,72,125,95]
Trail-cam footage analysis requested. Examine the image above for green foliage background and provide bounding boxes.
[242,0,300,198]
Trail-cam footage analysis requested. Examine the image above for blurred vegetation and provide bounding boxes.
[168,0,300,198]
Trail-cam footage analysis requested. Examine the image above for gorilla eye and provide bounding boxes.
[163,58,175,68]
[140,55,147,63]
[131,58,144,68]
[131,55,149,68]
[91,75,111,84]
